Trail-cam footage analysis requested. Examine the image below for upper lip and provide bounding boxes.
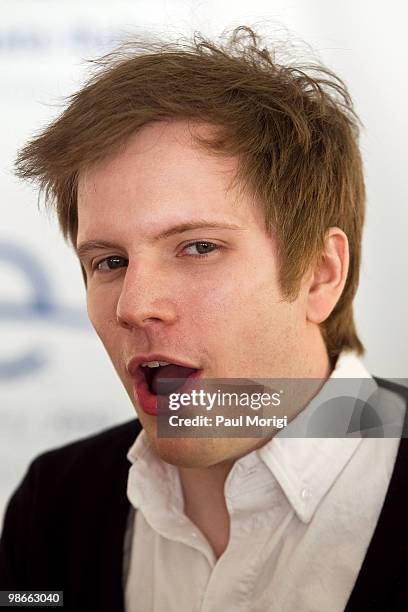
[127,354,200,379]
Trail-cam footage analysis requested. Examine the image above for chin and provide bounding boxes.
[131,404,214,466]
[148,435,221,468]
[135,406,261,468]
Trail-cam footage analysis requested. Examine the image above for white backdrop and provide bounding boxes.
[1,0,407,520]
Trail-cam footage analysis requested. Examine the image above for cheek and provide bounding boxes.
[194,265,279,317]
[86,287,119,346]
[179,266,282,347]
[178,276,240,327]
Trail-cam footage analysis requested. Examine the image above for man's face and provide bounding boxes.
[77,121,318,467]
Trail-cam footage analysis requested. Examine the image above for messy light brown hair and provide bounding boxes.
[15,26,365,358]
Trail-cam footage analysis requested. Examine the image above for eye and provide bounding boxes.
[94,255,128,272]
[181,241,220,257]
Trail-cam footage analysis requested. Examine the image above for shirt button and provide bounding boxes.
[301,487,311,500]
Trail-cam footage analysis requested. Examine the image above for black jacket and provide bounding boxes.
[0,378,407,611]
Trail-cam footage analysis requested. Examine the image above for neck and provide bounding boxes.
[179,460,232,558]
[302,326,333,379]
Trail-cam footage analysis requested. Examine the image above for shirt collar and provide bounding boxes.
[127,429,184,515]
[258,351,374,523]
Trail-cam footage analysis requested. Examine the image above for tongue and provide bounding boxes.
[150,364,197,395]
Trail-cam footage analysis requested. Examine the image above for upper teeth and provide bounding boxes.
[141,361,170,368]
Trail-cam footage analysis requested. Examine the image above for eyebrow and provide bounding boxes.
[76,240,124,261]
[153,221,242,240]
[76,221,243,260]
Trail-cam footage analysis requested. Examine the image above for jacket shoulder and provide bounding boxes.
[0,419,141,591]
[345,376,408,611]
[374,376,408,398]
[28,418,142,482]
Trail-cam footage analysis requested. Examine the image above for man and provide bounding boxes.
[0,27,407,611]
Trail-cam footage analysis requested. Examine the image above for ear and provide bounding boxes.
[306,228,349,324]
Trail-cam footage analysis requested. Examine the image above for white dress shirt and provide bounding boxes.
[124,352,405,611]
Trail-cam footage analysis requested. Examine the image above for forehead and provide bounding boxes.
[76,121,263,245]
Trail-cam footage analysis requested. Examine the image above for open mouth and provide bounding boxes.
[140,363,199,395]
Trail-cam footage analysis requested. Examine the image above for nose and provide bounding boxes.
[116,260,178,330]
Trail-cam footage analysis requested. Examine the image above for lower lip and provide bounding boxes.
[134,370,202,416]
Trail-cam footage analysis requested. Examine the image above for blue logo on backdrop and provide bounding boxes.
[0,242,89,380]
